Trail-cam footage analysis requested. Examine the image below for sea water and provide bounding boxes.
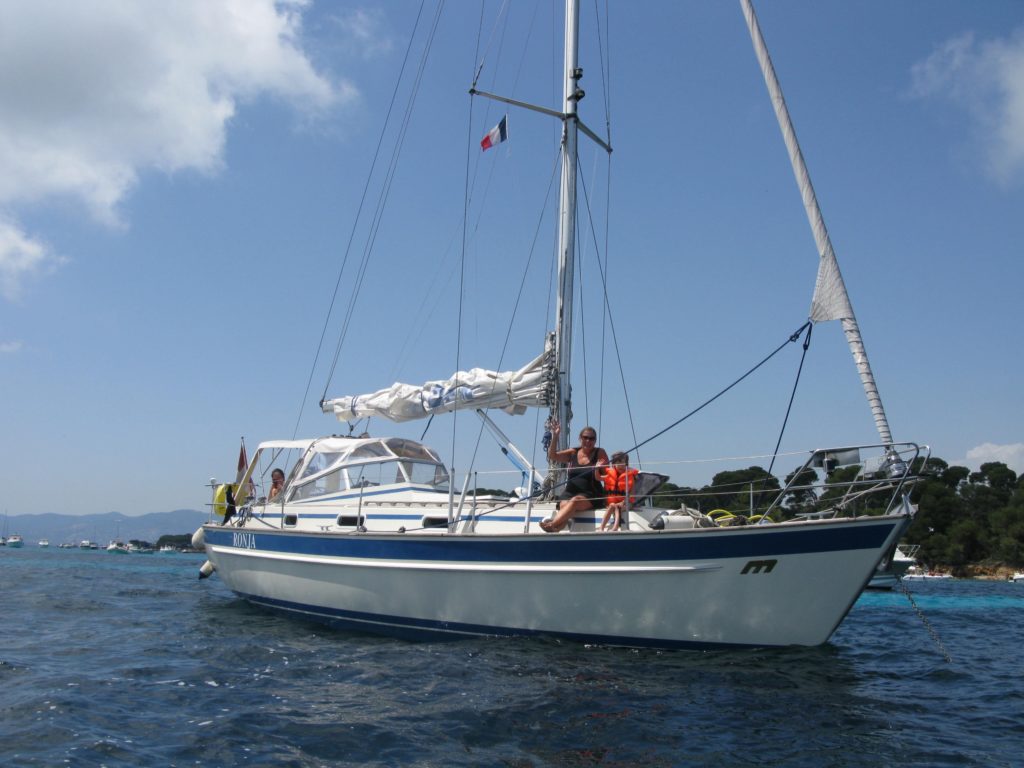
[1,548,1021,767]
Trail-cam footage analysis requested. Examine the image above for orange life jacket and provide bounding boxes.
[601,466,639,505]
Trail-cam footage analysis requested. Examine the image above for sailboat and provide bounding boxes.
[197,0,925,649]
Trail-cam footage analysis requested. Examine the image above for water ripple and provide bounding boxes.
[0,549,1020,766]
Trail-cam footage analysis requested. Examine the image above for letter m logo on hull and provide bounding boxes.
[741,559,778,575]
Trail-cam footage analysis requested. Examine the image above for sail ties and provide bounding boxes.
[321,344,555,424]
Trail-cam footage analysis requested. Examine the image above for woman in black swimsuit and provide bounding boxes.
[541,422,609,532]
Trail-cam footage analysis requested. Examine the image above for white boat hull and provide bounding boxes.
[866,543,918,590]
[204,513,907,649]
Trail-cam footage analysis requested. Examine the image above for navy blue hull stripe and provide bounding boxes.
[207,519,897,563]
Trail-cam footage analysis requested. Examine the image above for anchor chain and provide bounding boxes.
[899,580,952,663]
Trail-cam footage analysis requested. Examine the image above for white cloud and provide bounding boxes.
[329,8,394,60]
[0,340,23,354]
[0,0,360,297]
[911,27,1024,184]
[959,442,1024,474]
[0,219,63,301]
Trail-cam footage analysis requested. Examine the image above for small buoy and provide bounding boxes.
[198,560,215,580]
[191,526,206,550]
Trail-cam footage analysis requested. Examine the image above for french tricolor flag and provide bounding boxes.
[480,115,508,151]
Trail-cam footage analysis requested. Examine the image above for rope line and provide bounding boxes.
[625,321,812,458]
[765,322,813,482]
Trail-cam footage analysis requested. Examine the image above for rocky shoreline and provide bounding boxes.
[949,564,1022,580]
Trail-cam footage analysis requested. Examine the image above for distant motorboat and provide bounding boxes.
[106,540,130,554]
[903,565,952,580]
[38,539,49,547]
[867,543,919,590]
[6,534,24,548]
[1009,573,1024,583]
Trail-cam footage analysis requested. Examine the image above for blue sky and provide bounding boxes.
[1,0,1022,517]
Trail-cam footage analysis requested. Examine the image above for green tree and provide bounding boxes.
[780,466,818,518]
[702,466,780,515]
[945,519,988,567]
[816,465,861,510]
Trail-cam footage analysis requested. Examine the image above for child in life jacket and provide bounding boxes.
[600,452,639,531]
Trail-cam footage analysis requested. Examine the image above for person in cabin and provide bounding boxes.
[268,468,285,501]
[540,422,608,532]
[600,452,639,531]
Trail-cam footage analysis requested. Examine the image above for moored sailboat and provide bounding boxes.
[198,0,924,649]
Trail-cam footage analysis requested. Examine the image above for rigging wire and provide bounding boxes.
[464,150,564,476]
[627,321,812,458]
[469,0,512,88]
[465,323,814,522]
[576,169,639,462]
[290,0,429,439]
[594,0,613,436]
[456,0,551,360]
[593,0,612,128]
[450,1,490,491]
[765,322,813,481]
[575,196,589,426]
[321,1,445,405]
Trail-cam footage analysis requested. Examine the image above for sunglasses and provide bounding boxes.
[580,434,596,441]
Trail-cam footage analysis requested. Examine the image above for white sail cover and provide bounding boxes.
[322,352,550,423]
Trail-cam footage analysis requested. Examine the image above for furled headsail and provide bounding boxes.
[741,0,893,447]
[322,349,552,424]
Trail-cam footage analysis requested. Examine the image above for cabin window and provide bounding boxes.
[405,461,450,488]
[300,451,345,480]
[386,438,442,463]
[421,516,449,529]
[283,514,298,527]
[291,465,345,500]
[336,515,362,527]
[347,462,390,488]
[348,443,389,460]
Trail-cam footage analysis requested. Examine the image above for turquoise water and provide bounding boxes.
[1,548,1021,766]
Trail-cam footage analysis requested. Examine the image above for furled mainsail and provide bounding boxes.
[322,352,551,424]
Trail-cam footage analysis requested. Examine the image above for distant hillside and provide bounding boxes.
[3,510,208,546]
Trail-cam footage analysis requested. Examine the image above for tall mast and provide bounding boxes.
[741,0,894,447]
[553,0,582,450]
